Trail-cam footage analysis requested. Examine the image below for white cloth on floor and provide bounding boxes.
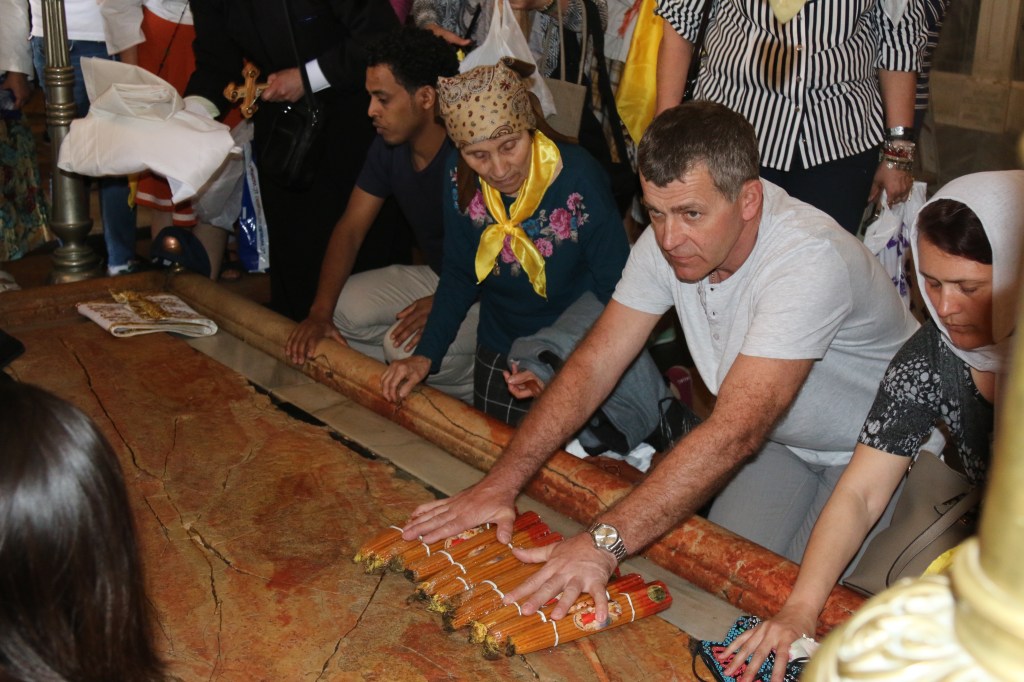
[564,438,656,473]
[0,270,21,293]
[57,58,235,203]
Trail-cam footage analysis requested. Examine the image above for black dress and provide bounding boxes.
[187,0,404,319]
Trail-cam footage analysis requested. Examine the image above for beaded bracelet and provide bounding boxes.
[880,139,915,172]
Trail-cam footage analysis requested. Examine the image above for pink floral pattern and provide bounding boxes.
[500,239,517,264]
[548,208,572,239]
[567,192,582,213]
[451,169,591,280]
[468,192,487,223]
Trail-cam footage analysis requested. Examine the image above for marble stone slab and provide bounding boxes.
[8,322,712,680]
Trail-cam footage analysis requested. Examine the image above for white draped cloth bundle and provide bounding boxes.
[57,58,236,203]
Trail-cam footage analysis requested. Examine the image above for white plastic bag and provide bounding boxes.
[193,119,250,229]
[237,137,270,273]
[862,182,928,308]
[459,0,556,118]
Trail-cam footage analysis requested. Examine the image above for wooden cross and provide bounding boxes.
[223,60,269,119]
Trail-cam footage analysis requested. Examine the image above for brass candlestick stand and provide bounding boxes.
[41,0,102,283]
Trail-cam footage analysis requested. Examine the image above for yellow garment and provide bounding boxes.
[768,0,808,24]
[475,131,561,299]
[616,0,662,144]
[128,172,139,208]
[923,545,960,577]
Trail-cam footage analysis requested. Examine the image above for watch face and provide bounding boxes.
[593,523,619,547]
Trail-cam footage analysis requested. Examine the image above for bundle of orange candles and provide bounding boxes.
[354,512,673,658]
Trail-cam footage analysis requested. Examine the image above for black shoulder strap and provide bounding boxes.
[582,0,629,161]
[683,0,714,101]
[280,0,318,112]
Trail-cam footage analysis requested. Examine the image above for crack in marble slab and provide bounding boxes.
[314,637,343,682]
[186,524,237,572]
[143,496,172,543]
[178,523,226,679]
[149,597,180,658]
[160,522,226,679]
[409,390,494,444]
[203,549,224,680]
[65,340,159,481]
[340,573,385,641]
[164,416,179,479]
[220,446,256,492]
[520,655,541,679]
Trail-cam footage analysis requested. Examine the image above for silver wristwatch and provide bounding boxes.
[588,522,627,563]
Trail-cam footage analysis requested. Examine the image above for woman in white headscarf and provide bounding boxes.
[717,170,1024,682]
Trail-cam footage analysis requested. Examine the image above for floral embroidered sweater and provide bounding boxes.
[416,142,630,373]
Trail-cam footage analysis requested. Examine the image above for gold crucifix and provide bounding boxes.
[223,60,269,119]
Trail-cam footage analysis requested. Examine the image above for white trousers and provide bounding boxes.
[333,264,477,404]
[708,441,848,562]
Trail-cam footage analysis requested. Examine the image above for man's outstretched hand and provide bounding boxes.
[505,533,619,622]
[401,480,518,545]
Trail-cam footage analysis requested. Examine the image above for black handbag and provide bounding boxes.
[257,0,326,190]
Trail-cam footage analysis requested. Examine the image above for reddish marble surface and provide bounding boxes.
[176,273,866,632]
[6,317,709,680]
[1,273,863,648]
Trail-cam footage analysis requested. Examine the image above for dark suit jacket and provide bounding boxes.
[187,0,398,114]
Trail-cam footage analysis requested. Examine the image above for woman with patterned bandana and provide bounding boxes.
[380,58,629,425]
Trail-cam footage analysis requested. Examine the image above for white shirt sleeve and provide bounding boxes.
[99,0,146,54]
[304,58,330,93]
[0,0,35,75]
[612,227,676,315]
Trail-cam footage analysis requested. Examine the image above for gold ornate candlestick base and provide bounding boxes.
[803,552,1002,680]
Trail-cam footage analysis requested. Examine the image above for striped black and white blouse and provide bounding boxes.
[656,0,927,171]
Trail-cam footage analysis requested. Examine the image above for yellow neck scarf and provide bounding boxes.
[475,131,561,299]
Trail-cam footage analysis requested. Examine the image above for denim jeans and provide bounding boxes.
[32,37,137,269]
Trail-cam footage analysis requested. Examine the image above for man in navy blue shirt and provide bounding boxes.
[286,27,477,402]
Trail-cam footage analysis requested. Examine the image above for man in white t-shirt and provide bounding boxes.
[397,101,918,623]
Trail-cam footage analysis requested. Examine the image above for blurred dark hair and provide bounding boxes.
[367,26,460,92]
[0,383,163,682]
[917,199,992,264]
[637,101,759,200]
